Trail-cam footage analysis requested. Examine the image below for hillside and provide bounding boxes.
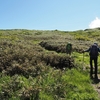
[0,28,100,99]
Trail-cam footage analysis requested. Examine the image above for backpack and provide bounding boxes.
[90,44,98,56]
[66,43,72,50]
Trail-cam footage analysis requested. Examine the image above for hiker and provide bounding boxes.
[83,43,100,79]
[66,42,72,55]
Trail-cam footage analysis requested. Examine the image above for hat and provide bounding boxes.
[94,42,98,46]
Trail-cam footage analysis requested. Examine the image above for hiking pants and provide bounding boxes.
[90,56,98,78]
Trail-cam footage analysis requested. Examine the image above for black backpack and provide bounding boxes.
[90,44,98,56]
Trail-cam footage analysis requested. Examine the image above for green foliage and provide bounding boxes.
[75,35,90,41]
[0,29,100,99]
[62,69,98,100]
[0,68,98,99]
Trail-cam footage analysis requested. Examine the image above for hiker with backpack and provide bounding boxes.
[66,42,72,55]
[83,43,100,79]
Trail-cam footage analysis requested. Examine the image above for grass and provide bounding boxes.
[0,29,100,99]
[0,68,98,100]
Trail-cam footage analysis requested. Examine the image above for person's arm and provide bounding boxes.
[84,48,90,52]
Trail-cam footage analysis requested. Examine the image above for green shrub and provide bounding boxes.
[0,29,99,100]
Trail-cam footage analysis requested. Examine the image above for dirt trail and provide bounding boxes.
[91,75,100,99]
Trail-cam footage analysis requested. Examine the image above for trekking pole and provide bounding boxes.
[82,52,85,70]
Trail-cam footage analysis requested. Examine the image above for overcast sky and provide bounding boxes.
[0,0,100,31]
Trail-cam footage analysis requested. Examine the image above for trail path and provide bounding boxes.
[91,75,100,99]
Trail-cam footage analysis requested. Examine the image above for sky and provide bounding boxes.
[0,0,100,31]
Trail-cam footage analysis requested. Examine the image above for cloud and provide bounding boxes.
[89,17,100,28]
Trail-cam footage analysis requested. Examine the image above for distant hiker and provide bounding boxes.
[66,42,72,55]
[83,43,100,79]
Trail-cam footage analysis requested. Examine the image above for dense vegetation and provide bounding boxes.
[0,28,100,99]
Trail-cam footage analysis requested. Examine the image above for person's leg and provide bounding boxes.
[94,57,98,79]
[90,57,93,78]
